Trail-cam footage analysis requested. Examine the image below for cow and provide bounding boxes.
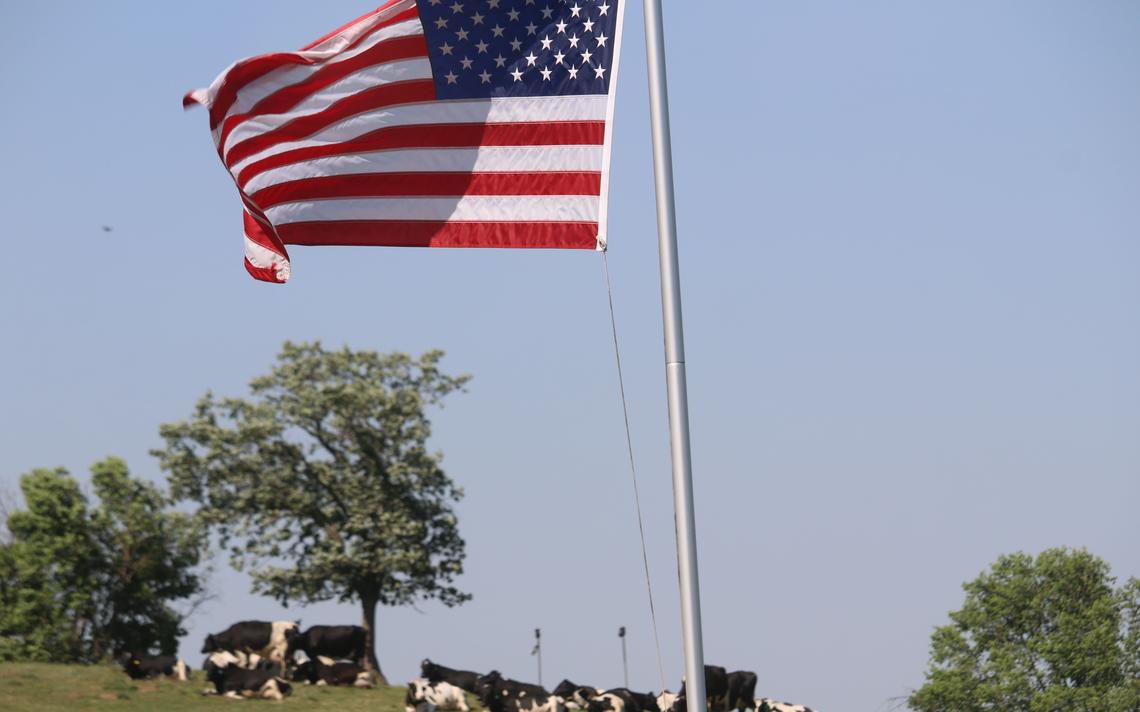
[201,620,299,663]
[476,671,550,712]
[422,659,484,693]
[289,625,367,665]
[587,693,632,712]
[292,657,372,687]
[656,692,679,712]
[120,653,189,681]
[725,672,758,712]
[552,681,603,710]
[406,677,473,712]
[606,688,661,712]
[677,666,730,712]
[756,701,816,712]
[204,662,293,700]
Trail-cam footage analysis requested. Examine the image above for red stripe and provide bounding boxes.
[276,220,599,249]
[223,38,431,165]
[237,120,606,188]
[208,5,422,130]
[251,172,602,208]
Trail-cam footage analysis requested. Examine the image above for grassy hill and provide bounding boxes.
[0,663,411,711]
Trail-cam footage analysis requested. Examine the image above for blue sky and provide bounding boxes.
[1,2,1138,710]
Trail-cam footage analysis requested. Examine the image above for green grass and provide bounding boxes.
[0,663,413,711]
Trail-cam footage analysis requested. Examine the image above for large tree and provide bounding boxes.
[153,342,471,683]
[0,459,205,662]
[910,547,1140,712]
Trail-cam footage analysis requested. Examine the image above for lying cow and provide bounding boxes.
[476,671,551,712]
[201,620,299,663]
[756,701,816,712]
[289,625,366,665]
[422,659,483,694]
[552,681,604,710]
[406,677,472,712]
[203,650,284,679]
[293,657,373,688]
[204,662,292,700]
[120,653,189,681]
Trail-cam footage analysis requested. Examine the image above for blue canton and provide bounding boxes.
[417,0,618,99]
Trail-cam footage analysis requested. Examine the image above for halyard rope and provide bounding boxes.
[602,250,668,693]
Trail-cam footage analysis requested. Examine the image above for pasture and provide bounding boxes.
[0,663,411,712]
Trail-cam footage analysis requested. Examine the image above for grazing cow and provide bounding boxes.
[406,677,472,712]
[201,620,299,662]
[756,701,816,712]
[678,666,730,712]
[725,672,758,712]
[422,659,483,693]
[289,625,367,665]
[292,657,373,688]
[120,653,189,681]
[205,663,293,700]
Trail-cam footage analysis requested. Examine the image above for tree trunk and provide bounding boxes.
[360,594,389,685]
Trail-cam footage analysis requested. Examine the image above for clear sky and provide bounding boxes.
[1,2,1138,710]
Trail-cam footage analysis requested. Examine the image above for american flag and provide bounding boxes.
[185,0,624,283]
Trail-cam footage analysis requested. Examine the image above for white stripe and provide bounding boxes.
[596,0,628,251]
[223,58,434,159]
[265,196,601,224]
[207,15,425,143]
[244,235,291,282]
[244,146,605,195]
[228,95,608,175]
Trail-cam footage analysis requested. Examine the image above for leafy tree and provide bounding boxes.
[0,460,205,662]
[153,342,472,683]
[910,548,1140,712]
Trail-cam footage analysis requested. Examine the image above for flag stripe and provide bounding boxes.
[251,172,602,208]
[276,220,599,249]
[264,195,600,225]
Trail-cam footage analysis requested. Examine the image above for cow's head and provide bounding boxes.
[201,634,219,654]
[552,681,580,699]
[476,670,504,705]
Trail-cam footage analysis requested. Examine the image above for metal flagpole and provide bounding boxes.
[641,1,708,712]
[533,628,543,687]
[619,627,629,688]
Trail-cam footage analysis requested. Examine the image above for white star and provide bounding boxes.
[487,0,500,7]
[470,11,485,25]
[493,53,507,67]
[510,37,523,51]
[444,70,459,84]
[595,33,608,47]
[511,67,524,81]
[569,3,582,18]
[456,27,469,41]
[553,50,566,65]
[460,56,474,69]
[450,1,464,13]
[597,3,610,15]
[507,8,520,21]
[479,69,493,83]
[568,33,580,48]
[475,40,489,53]
[439,42,454,55]
[585,19,597,33]
[540,35,554,50]
[540,5,554,19]
[491,24,505,37]
[435,17,449,29]
[580,48,593,64]
[524,52,538,66]
[525,22,538,35]
[555,19,568,34]
[541,66,553,81]
[594,64,606,79]
[567,65,579,79]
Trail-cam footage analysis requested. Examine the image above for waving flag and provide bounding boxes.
[185,0,625,283]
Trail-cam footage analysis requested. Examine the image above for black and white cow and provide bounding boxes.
[552,681,603,710]
[201,620,299,663]
[292,657,372,687]
[289,625,367,665]
[677,666,730,712]
[656,692,679,712]
[725,671,758,712]
[756,700,816,712]
[476,670,550,712]
[204,662,293,700]
[406,677,472,712]
[608,688,661,712]
[120,653,189,681]
[422,659,484,694]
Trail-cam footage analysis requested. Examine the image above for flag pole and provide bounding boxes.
[641,1,708,710]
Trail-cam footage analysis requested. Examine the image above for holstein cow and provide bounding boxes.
[289,625,367,665]
[756,701,816,712]
[656,692,679,712]
[476,670,550,712]
[201,620,299,664]
[120,653,190,681]
[552,681,603,710]
[204,662,292,700]
[677,666,730,712]
[422,659,483,694]
[725,672,758,712]
[406,677,472,712]
[293,657,372,687]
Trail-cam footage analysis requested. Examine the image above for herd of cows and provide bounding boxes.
[118,619,818,712]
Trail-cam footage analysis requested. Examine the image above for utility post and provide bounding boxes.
[619,626,629,688]
[532,628,543,687]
